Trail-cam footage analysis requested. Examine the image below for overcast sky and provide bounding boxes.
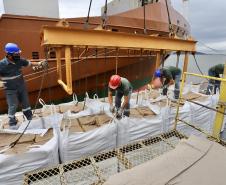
[0,0,226,53]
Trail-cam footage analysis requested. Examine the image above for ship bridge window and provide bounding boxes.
[112,28,118,32]
[32,52,39,59]
[141,0,158,6]
[49,51,56,58]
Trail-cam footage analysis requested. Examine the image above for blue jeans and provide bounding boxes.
[115,90,132,117]
[5,79,32,126]
[207,71,220,94]
[174,74,181,99]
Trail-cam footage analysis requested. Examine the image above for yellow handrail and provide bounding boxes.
[174,63,226,141]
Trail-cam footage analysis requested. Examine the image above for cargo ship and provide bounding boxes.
[0,0,190,112]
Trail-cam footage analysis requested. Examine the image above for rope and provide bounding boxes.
[103,48,107,101]
[26,49,115,78]
[84,0,93,29]
[192,53,209,83]
[77,47,81,95]
[142,0,147,34]
[171,97,226,115]
[102,0,108,29]
[165,0,173,34]
[186,98,226,115]
[95,48,98,95]
[192,53,204,75]
[46,48,52,103]
[115,48,119,74]
[7,47,49,149]
[85,48,88,98]
[176,51,180,68]
[198,41,226,55]
[10,49,116,85]
[127,49,130,79]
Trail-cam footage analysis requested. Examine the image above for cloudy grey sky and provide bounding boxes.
[0,0,226,53]
[58,0,226,53]
[176,0,226,53]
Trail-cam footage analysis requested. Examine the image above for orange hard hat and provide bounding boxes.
[151,77,162,89]
[109,75,121,89]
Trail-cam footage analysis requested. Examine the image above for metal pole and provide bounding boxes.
[184,72,226,82]
[174,72,186,130]
[182,51,189,81]
[176,51,180,68]
[115,48,119,74]
[212,62,226,140]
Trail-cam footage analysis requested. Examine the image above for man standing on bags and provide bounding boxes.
[108,75,132,119]
[0,43,48,129]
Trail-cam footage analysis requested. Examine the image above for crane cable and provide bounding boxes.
[85,47,88,100]
[77,47,81,95]
[0,49,117,86]
[95,48,99,95]
[84,0,93,29]
[198,41,226,55]
[115,48,119,74]
[192,53,209,83]
[165,0,173,35]
[142,0,147,34]
[104,48,107,101]
[102,0,108,29]
[46,48,53,103]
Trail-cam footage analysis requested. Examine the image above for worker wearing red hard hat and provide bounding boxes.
[108,74,132,119]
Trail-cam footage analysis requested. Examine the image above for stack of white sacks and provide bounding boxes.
[0,85,223,184]
[0,107,62,185]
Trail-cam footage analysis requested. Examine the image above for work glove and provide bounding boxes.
[162,85,168,96]
[33,60,48,71]
[147,84,154,91]
[39,60,48,69]
[0,81,6,89]
[116,108,123,119]
[109,105,115,113]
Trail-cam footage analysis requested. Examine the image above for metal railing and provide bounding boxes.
[23,130,185,185]
[174,69,226,141]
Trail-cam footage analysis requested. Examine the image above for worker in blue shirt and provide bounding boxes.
[0,43,47,129]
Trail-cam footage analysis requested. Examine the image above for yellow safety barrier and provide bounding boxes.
[174,63,226,141]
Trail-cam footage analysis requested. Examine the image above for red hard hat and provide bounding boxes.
[109,75,121,89]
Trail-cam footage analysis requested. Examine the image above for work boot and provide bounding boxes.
[174,89,180,99]
[8,116,19,130]
[9,116,17,125]
[9,124,19,130]
[23,110,33,120]
[123,109,130,117]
